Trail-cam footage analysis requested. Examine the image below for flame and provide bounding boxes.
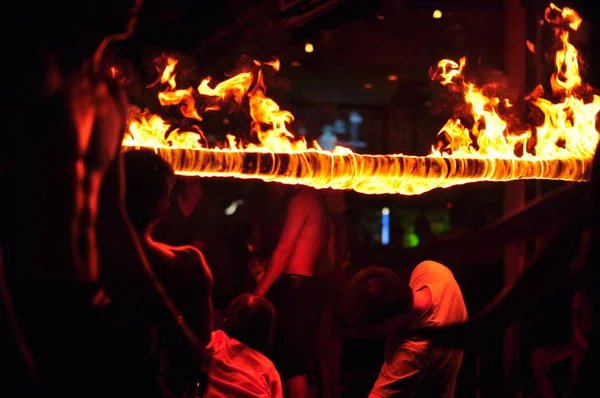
[429,3,598,161]
[153,56,203,121]
[121,3,598,196]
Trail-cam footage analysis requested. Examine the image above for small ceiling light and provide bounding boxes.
[387,74,398,81]
[433,9,442,19]
[363,83,373,89]
[291,61,301,67]
[376,15,384,20]
[304,43,314,53]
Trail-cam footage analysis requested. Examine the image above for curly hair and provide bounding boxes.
[340,266,413,327]
[223,294,277,355]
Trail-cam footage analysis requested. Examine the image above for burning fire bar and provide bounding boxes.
[122,146,592,195]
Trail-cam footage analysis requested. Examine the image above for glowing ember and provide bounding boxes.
[121,3,598,195]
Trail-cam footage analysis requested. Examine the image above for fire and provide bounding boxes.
[121,3,598,195]
[152,57,203,121]
[430,3,598,162]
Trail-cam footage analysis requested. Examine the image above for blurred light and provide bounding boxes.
[363,83,373,89]
[375,15,384,20]
[291,61,301,67]
[381,207,390,245]
[446,202,453,209]
[304,43,314,53]
[433,9,442,19]
[225,199,244,216]
[387,74,398,81]
[404,233,419,248]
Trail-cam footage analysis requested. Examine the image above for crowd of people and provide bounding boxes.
[1,1,599,397]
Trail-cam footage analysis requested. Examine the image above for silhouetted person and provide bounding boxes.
[568,139,600,396]
[1,1,207,396]
[254,184,334,398]
[341,262,467,398]
[204,293,282,397]
[123,150,214,393]
[531,288,591,398]
[320,188,349,398]
[154,177,234,324]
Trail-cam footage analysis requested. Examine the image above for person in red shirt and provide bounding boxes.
[204,293,282,398]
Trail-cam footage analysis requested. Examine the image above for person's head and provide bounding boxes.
[340,266,414,332]
[223,293,277,354]
[124,149,175,232]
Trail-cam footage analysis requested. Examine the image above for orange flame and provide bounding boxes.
[121,3,597,195]
[430,3,598,163]
[154,56,203,121]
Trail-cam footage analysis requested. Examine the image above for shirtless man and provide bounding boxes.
[254,183,333,398]
[1,2,206,395]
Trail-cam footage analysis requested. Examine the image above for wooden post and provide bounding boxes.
[503,0,526,396]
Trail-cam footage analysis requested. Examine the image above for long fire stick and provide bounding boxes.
[122,146,592,195]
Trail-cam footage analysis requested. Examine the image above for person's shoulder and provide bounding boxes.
[155,243,212,284]
[292,187,326,207]
[414,260,452,276]
[250,347,280,375]
[410,260,456,289]
[151,241,197,263]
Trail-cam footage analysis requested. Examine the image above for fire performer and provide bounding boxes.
[1,1,208,396]
[340,262,467,398]
[254,183,334,398]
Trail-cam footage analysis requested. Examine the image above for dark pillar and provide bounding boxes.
[503,0,526,397]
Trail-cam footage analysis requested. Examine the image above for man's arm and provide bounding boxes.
[254,195,308,296]
[369,345,428,398]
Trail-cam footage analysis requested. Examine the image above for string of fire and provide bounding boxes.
[120,3,598,196]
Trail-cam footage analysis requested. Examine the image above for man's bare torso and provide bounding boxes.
[283,188,333,277]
